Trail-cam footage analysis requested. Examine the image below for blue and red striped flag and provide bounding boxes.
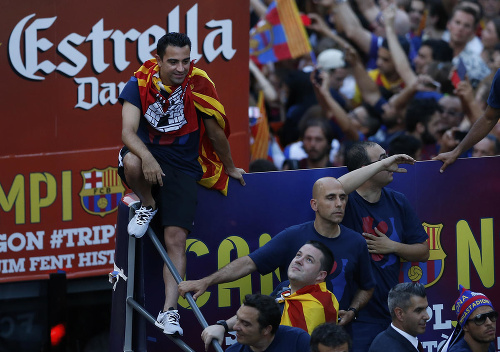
[250,0,312,64]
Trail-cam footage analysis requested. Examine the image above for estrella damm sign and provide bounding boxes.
[79,167,125,217]
[400,222,447,287]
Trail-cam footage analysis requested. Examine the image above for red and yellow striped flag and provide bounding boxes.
[280,282,339,334]
[250,91,270,161]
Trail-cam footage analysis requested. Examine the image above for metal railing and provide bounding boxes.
[123,205,223,352]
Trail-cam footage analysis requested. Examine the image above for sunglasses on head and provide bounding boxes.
[468,310,498,326]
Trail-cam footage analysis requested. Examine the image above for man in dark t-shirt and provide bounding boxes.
[179,153,416,333]
[118,32,245,336]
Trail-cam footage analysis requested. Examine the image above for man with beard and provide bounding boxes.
[342,141,429,351]
[368,283,430,352]
[441,286,497,352]
[283,112,336,170]
[405,98,444,160]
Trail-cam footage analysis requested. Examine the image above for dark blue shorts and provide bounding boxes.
[118,146,198,232]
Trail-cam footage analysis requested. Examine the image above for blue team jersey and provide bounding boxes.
[249,221,375,311]
[342,188,428,323]
[119,76,204,180]
[225,325,310,352]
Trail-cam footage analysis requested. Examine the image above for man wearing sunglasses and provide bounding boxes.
[442,285,497,352]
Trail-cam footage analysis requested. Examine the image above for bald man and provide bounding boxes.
[179,155,415,328]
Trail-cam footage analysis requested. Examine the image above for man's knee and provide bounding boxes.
[123,152,143,180]
[164,226,188,249]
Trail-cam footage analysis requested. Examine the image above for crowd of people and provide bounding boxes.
[248,0,500,173]
[116,0,500,349]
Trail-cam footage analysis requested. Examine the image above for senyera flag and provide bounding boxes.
[250,0,312,64]
[250,91,270,161]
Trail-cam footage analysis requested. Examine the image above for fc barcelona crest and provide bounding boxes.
[400,222,447,287]
[79,167,125,217]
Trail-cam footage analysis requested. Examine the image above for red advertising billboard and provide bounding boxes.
[0,0,250,283]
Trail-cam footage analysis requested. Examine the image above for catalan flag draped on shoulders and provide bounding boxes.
[134,58,231,195]
[280,282,339,335]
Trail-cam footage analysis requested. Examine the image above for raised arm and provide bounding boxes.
[352,0,381,25]
[178,255,257,300]
[344,45,381,106]
[383,5,417,86]
[433,105,500,172]
[249,59,278,102]
[338,154,415,194]
[203,118,246,185]
[454,80,483,125]
[250,0,267,19]
[332,1,372,54]
[311,69,360,141]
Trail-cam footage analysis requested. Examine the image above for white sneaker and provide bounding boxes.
[157,309,183,336]
[127,205,157,238]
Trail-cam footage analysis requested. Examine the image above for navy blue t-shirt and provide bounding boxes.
[249,221,375,311]
[225,325,310,352]
[119,76,206,180]
[342,188,428,323]
[487,69,500,109]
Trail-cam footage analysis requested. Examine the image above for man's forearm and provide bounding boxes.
[204,256,257,287]
[204,119,238,172]
[338,159,388,194]
[394,242,429,262]
[455,106,500,155]
[351,287,374,311]
[314,85,359,141]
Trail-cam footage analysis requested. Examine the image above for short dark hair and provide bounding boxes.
[421,39,454,62]
[451,4,480,26]
[310,323,352,352]
[388,283,427,318]
[305,240,334,274]
[389,134,422,159]
[156,32,192,59]
[381,36,410,57]
[345,141,378,171]
[242,294,282,334]
[299,106,334,145]
[405,98,440,132]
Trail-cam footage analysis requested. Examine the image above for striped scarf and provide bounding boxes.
[280,282,339,334]
[134,59,230,195]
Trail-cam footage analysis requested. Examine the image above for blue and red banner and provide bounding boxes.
[111,156,500,352]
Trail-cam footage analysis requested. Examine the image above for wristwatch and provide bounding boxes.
[216,320,229,333]
[347,307,358,319]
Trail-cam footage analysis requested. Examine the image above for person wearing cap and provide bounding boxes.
[316,48,349,110]
[441,285,497,352]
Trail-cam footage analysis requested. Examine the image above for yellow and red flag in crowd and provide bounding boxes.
[250,0,312,64]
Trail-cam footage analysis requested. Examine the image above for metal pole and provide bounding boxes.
[127,298,195,352]
[147,227,224,352]
[124,207,136,352]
